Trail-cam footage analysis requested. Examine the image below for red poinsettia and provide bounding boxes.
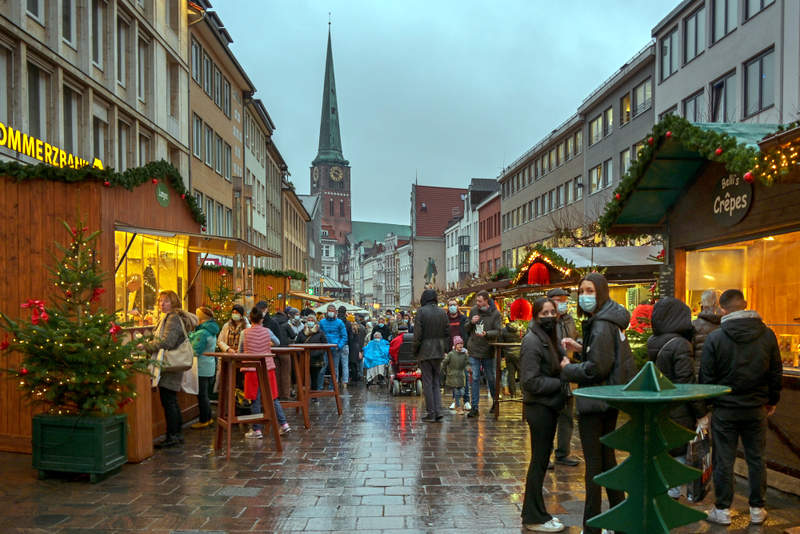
[90,287,107,303]
[109,322,122,342]
[21,299,48,325]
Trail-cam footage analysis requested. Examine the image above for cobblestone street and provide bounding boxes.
[1,385,799,533]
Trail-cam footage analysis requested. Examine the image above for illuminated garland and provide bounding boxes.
[201,264,307,282]
[512,244,573,286]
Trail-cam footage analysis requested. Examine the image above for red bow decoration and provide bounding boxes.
[117,397,133,409]
[71,226,89,237]
[220,268,228,276]
[90,287,107,303]
[649,281,658,293]
[109,322,122,342]
[21,299,48,325]
[1,333,9,350]
[656,249,666,260]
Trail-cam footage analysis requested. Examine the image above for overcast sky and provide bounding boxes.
[222,1,675,225]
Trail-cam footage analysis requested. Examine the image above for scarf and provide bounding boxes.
[227,320,245,350]
[304,322,319,337]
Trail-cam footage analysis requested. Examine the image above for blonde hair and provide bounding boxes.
[158,290,182,310]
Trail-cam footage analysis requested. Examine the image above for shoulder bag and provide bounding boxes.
[156,314,194,372]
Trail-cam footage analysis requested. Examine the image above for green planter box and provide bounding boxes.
[32,413,127,483]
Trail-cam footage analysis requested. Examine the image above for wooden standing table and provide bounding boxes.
[271,346,310,429]
[489,342,523,420]
[290,343,343,415]
[205,352,282,460]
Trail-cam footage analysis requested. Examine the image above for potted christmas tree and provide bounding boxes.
[0,214,152,482]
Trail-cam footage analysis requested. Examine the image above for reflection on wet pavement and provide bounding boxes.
[0,384,799,533]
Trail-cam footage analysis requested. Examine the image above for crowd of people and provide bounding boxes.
[140,275,783,534]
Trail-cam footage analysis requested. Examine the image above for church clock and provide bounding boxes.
[330,166,343,181]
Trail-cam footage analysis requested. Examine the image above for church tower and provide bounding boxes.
[310,26,351,244]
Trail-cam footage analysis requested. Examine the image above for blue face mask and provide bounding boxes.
[556,302,569,315]
[579,295,597,313]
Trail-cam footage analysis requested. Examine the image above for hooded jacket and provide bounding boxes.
[647,298,706,435]
[319,313,348,350]
[692,307,723,365]
[700,310,782,409]
[273,312,297,348]
[520,320,568,411]
[441,349,469,388]
[465,298,503,359]
[190,319,221,377]
[500,323,521,359]
[561,275,636,414]
[412,289,448,361]
[447,310,469,349]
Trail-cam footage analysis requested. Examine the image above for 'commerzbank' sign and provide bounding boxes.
[0,121,104,170]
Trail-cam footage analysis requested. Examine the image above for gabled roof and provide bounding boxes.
[348,221,411,245]
[414,185,468,238]
[297,194,320,218]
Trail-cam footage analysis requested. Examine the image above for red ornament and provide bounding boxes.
[103,181,110,188]
[527,263,550,286]
[744,172,754,183]
[152,178,158,184]
[615,194,621,200]
[509,298,533,322]
[117,397,133,409]
[20,367,28,375]
[181,194,186,199]
[268,286,273,291]
[715,148,723,156]
[648,137,654,145]
[665,131,672,139]
[201,227,206,232]
[65,290,72,298]
[220,268,228,276]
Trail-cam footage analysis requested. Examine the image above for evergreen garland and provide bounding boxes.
[200,264,307,282]
[0,159,206,225]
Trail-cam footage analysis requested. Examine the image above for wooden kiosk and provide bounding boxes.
[0,169,277,462]
[602,116,800,493]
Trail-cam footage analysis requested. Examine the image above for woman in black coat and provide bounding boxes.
[560,272,636,534]
[371,316,393,342]
[520,297,568,532]
[648,297,708,498]
[295,315,328,392]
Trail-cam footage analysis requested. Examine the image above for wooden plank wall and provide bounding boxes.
[0,177,202,455]
[200,269,286,310]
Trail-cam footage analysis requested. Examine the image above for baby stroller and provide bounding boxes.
[390,333,422,396]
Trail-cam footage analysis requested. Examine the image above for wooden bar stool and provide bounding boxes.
[489,342,523,421]
[272,347,310,429]
[206,352,282,460]
[290,343,342,415]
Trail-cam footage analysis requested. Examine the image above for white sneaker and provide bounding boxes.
[525,519,564,532]
[244,429,262,439]
[449,402,456,410]
[750,506,767,524]
[668,486,681,499]
[279,424,291,435]
[464,402,472,411]
[706,507,731,525]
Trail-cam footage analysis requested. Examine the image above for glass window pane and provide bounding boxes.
[762,51,775,108]
[725,73,736,121]
[697,7,706,53]
[727,0,737,33]
[745,60,760,115]
[685,17,696,62]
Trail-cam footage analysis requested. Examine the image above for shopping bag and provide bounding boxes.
[181,357,199,395]
[686,424,713,503]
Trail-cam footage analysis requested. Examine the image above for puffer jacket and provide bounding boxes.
[273,312,296,348]
[692,307,723,373]
[700,310,782,409]
[465,299,503,359]
[520,320,568,411]
[319,315,347,350]
[441,349,469,388]
[561,300,636,414]
[190,319,221,377]
[647,298,706,439]
[412,289,448,361]
[500,323,521,359]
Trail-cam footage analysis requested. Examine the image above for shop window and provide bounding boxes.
[744,49,774,117]
[114,232,187,325]
[684,6,705,64]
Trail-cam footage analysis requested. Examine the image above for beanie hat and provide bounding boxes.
[347,315,356,322]
[453,335,464,349]
[196,307,215,322]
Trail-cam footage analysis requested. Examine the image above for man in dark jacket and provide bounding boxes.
[465,290,503,417]
[700,289,782,526]
[546,287,581,467]
[413,288,448,422]
[447,298,471,409]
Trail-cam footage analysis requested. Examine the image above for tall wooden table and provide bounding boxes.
[290,343,343,415]
[489,342,523,420]
[205,352,282,459]
[271,346,310,429]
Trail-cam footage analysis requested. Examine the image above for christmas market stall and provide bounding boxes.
[0,161,277,463]
[600,114,800,492]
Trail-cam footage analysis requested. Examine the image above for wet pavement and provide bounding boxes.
[1,383,800,533]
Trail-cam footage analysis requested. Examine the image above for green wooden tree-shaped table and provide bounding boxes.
[573,362,730,534]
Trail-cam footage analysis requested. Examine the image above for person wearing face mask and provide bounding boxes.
[546,288,581,468]
[288,308,304,336]
[371,316,392,342]
[465,290,503,417]
[217,304,250,354]
[295,314,328,397]
[519,297,568,532]
[559,273,636,534]
[317,304,348,391]
[446,298,471,411]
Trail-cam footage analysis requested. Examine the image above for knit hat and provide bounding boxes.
[453,335,464,349]
[347,315,356,322]
[196,307,215,322]
[255,300,270,310]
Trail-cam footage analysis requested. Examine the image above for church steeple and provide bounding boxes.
[312,27,349,167]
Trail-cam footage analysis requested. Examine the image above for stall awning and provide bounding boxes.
[115,225,280,258]
[288,290,335,304]
[552,246,663,268]
[605,120,779,235]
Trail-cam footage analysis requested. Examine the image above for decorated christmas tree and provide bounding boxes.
[0,214,151,415]
[203,268,244,322]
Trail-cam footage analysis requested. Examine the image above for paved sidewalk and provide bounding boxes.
[1,384,799,533]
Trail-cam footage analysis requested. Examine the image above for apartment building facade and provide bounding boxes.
[499,115,585,268]
[579,43,657,218]
[652,0,799,124]
[478,191,501,275]
[0,0,191,174]
[282,179,310,274]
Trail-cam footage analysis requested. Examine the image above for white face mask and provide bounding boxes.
[449,305,458,314]
[327,311,335,318]
[231,313,242,322]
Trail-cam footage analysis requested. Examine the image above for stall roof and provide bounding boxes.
[288,290,335,304]
[606,121,778,234]
[552,246,663,268]
[115,225,280,258]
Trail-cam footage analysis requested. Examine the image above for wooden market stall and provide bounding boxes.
[601,115,800,492]
[0,166,278,462]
